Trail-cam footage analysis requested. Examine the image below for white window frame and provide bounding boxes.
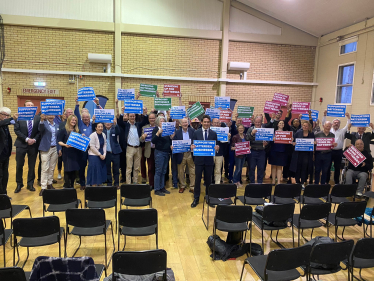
[371,73,374,105]
[335,62,355,105]
[339,36,358,56]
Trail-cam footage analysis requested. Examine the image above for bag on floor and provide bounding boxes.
[254,206,288,227]
[305,236,340,270]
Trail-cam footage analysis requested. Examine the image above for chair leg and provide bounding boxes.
[58,241,61,258]
[21,247,30,269]
[202,200,209,230]
[212,224,216,261]
[261,228,264,252]
[156,228,159,249]
[291,225,294,248]
[298,228,300,247]
[123,235,126,251]
[239,261,246,281]
[104,232,107,277]
[27,206,32,218]
[118,228,121,252]
[3,244,5,267]
[72,236,82,257]
[335,226,338,242]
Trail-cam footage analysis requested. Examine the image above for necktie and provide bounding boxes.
[204,129,207,141]
[27,121,32,137]
[359,134,362,139]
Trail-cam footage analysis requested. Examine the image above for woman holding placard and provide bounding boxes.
[231,124,248,187]
[87,123,107,186]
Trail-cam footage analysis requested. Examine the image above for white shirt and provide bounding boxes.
[322,116,350,150]
[202,128,209,140]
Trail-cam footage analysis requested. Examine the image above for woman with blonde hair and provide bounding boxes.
[57,115,81,188]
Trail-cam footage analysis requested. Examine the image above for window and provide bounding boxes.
[340,42,357,54]
[336,63,355,104]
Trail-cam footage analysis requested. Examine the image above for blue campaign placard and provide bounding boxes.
[41,102,64,115]
[210,127,229,142]
[162,122,176,137]
[94,109,115,123]
[78,87,96,101]
[46,99,66,109]
[327,105,346,117]
[144,127,155,142]
[170,106,186,119]
[66,132,90,152]
[124,99,143,114]
[193,140,216,156]
[117,88,135,100]
[351,114,370,127]
[172,140,191,154]
[295,138,314,151]
[301,109,319,122]
[18,107,37,121]
[205,108,220,119]
[255,128,274,141]
[214,97,230,110]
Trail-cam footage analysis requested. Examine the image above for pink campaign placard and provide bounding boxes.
[264,101,281,114]
[343,146,366,167]
[242,118,252,128]
[163,84,181,97]
[316,138,334,151]
[219,110,232,124]
[274,131,293,144]
[292,102,310,114]
[272,93,289,106]
[235,141,251,156]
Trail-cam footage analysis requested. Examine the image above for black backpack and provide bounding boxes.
[305,236,341,270]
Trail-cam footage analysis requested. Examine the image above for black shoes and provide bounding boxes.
[27,185,36,191]
[191,199,199,208]
[14,184,22,193]
[160,188,170,194]
[39,189,44,196]
[154,190,165,196]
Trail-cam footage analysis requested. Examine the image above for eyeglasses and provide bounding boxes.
[0,113,10,117]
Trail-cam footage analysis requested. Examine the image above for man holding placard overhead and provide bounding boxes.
[346,123,374,154]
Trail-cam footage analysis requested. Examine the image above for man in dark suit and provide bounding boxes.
[0,107,17,196]
[345,123,374,153]
[173,117,195,193]
[191,115,219,208]
[14,100,41,193]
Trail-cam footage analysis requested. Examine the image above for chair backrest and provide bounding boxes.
[310,239,354,266]
[0,219,4,237]
[66,208,106,228]
[244,184,272,199]
[274,184,302,199]
[118,209,157,228]
[216,205,252,224]
[299,203,331,221]
[120,184,151,200]
[352,238,374,260]
[303,184,331,199]
[13,216,60,238]
[43,189,78,205]
[112,250,167,277]
[336,201,367,219]
[0,194,11,211]
[207,184,237,199]
[0,267,27,281]
[330,184,357,198]
[85,186,117,202]
[263,204,295,223]
[266,244,312,272]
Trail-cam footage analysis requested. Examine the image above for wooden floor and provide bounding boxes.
[2,156,374,281]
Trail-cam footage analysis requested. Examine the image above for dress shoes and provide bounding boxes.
[27,185,36,191]
[160,188,170,194]
[154,190,165,196]
[37,180,41,186]
[52,179,57,184]
[80,186,86,191]
[47,185,55,190]
[179,188,185,193]
[189,189,194,193]
[39,189,44,196]
[191,199,199,208]
[14,184,23,193]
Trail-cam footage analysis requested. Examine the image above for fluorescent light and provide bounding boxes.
[34,82,46,87]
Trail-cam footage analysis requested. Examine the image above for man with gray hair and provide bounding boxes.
[0,107,18,196]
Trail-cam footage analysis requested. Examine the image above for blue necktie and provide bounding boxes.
[27,121,32,137]
[204,129,207,141]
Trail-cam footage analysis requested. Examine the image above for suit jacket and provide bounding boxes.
[140,124,156,158]
[0,117,14,157]
[103,125,122,155]
[192,128,217,166]
[345,131,374,153]
[173,127,195,164]
[88,132,107,157]
[14,115,41,148]
[117,115,149,148]
[38,121,60,152]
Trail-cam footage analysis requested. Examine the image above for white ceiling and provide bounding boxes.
[237,0,374,37]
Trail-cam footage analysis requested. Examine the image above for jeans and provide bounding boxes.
[233,157,246,184]
[106,152,120,186]
[154,150,169,191]
[249,150,266,183]
[315,152,332,184]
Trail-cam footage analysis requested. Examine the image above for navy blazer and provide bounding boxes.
[192,128,217,166]
[14,115,41,148]
[103,125,122,155]
[173,127,195,164]
[117,115,149,147]
[38,120,60,152]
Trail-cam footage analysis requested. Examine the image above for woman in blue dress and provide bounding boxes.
[87,123,107,186]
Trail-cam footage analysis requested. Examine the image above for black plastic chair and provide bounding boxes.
[0,267,27,281]
[292,203,331,246]
[85,186,117,231]
[306,239,354,280]
[298,184,331,205]
[120,184,152,209]
[272,184,302,205]
[0,219,12,267]
[240,244,312,281]
[327,201,367,242]
[112,250,167,281]
[13,216,64,268]
[42,189,82,216]
[328,184,357,211]
[202,184,237,230]
[237,184,272,206]
[65,208,114,276]
[347,238,374,281]
[0,194,32,228]
[118,208,158,251]
[213,205,252,260]
[252,203,295,250]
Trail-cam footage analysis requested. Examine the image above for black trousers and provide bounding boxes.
[0,157,9,194]
[295,152,309,184]
[194,164,213,200]
[120,150,127,182]
[326,149,343,184]
[15,146,38,187]
[65,171,77,188]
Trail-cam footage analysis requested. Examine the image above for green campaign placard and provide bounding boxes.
[154,98,172,111]
[187,102,205,120]
[139,83,157,97]
[237,106,254,118]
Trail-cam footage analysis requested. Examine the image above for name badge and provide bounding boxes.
[112,134,116,136]
[83,129,86,131]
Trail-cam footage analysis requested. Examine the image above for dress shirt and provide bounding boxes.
[203,128,209,140]
[25,119,34,142]
[322,116,350,150]
[182,129,190,140]
[106,130,112,152]
[48,121,56,146]
[128,122,140,146]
